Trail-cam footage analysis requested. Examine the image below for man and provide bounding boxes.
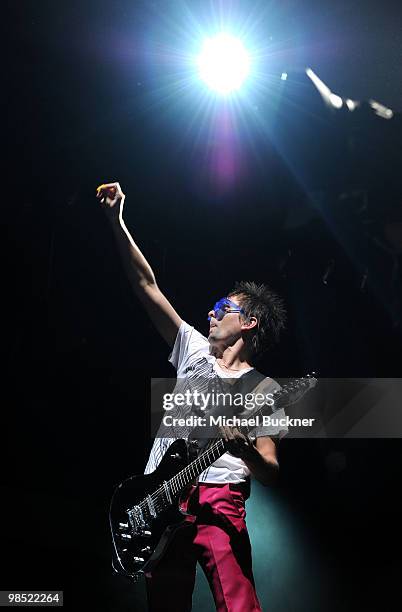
[97,182,288,611]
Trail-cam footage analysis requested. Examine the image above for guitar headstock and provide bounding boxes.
[272,373,317,410]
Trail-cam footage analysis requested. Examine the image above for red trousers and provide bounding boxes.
[146,483,262,612]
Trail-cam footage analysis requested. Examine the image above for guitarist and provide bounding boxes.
[97,182,288,612]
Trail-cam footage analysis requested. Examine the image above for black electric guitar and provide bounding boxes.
[109,375,317,580]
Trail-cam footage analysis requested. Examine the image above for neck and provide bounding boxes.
[217,343,252,371]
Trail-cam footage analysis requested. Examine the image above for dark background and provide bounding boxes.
[3,1,402,610]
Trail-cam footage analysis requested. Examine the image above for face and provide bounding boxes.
[207,296,245,349]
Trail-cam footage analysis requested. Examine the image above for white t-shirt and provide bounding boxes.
[144,321,288,483]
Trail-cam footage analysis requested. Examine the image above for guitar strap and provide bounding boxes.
[229,368,267,398]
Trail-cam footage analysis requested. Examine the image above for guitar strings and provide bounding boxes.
[137,439,225,515]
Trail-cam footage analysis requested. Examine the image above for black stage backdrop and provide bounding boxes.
[4,2,402,611]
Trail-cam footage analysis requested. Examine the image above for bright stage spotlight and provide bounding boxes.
[197,33,250,95]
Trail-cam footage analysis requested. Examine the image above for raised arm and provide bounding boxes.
[96,182,182,347]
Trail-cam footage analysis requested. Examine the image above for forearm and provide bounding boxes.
[108,215,182,347]
[242,445,279,487]
[109,216,157,292]
[98,182,182,346]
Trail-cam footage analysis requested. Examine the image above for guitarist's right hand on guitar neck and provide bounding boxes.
[96,181,182,348]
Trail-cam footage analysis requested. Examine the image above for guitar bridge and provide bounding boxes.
[127,505,149,536]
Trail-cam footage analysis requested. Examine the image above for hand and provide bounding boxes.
[96,182,125,221]
[219,426,254,459]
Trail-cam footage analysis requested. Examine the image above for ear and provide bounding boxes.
[240,316,258,331]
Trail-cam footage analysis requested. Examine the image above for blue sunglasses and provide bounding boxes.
[208,297,244,321]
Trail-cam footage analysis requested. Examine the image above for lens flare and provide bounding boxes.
[197,33,250,94]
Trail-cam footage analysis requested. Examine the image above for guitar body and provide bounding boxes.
[110,439,195,579]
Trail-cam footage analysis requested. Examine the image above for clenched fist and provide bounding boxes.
[96,182,125,221]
